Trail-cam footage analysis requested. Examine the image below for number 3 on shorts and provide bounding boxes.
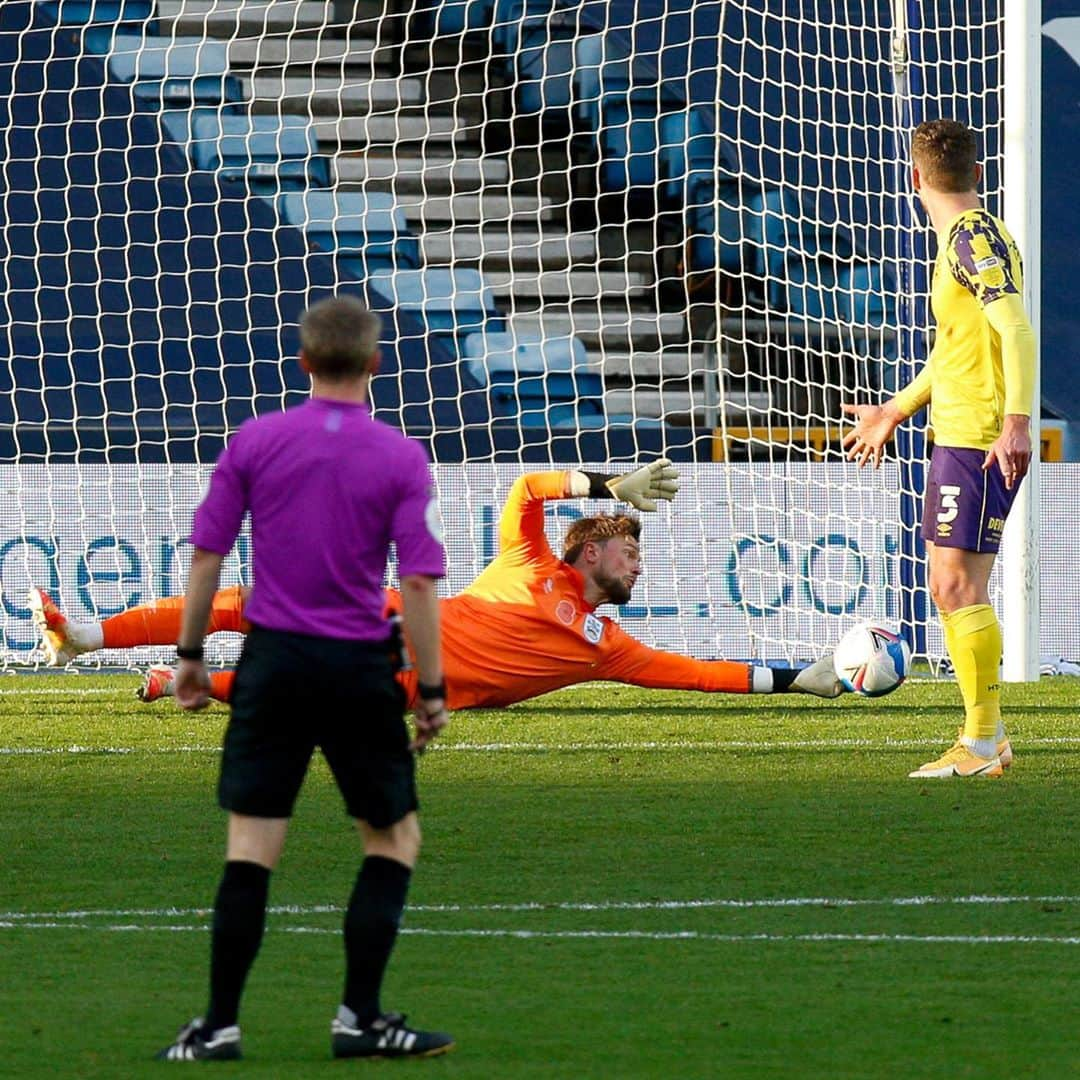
[936,484,961,524]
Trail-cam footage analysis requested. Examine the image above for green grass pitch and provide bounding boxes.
[1,674,1078,1079]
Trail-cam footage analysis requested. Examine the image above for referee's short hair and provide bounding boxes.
[300,295,382,378]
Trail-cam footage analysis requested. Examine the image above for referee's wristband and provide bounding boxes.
[176,645,205,661]
[417,679,446,702]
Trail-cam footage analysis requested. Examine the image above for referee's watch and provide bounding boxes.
[417,679,447,702]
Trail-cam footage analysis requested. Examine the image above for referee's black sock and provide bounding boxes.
[204,860,271,1032]
[342,856,412,1027]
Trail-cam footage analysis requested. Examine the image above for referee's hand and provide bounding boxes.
[411,699,449,753]
[175,658,212,710]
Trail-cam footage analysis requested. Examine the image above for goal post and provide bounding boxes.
[1001,0,1041,683]
[0,0,1045,672]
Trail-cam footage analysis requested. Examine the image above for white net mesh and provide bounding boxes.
[2,0,1049,671]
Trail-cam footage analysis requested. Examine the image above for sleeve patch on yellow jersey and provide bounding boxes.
[949,216,1020,305]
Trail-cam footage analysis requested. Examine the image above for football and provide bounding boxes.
[833,623,911,697]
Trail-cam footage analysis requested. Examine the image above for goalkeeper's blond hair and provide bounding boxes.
[562,514,641,564]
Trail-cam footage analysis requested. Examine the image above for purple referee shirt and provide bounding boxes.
[190,398,445,641]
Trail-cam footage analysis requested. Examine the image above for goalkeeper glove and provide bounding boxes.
[606,458,679,512]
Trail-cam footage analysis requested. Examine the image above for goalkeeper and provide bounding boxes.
[31,460,843,706]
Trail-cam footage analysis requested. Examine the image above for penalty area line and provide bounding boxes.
[0,921,1077,947]
[3,736,1080,757]
[2,894,1078,922]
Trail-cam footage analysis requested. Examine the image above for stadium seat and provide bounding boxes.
[37,0,156,52]
[837,262,892,327]
[509,2,583,126]
[37,0,152,24]
[367,269,501,349]
[597,86,688,193]
[517,37,577,125]
[186,115,331,193]
[108,35,245,109]
[658,104,717,206]
[413,0,496,36]
[463,332,604,427]
[277,191,419,274]
[768,256,840,321]
[684,175,750,275]
[571,33,630,135]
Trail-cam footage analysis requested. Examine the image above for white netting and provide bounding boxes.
[2,0,1050,670]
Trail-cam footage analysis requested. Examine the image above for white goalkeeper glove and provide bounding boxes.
[791,655,845,698]
[606,458,679,512]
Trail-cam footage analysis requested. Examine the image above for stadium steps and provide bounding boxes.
[481,269,652,302]
[396,192,556,228]
[157,0,374,38]
[246,75,424,116]
[309,114,469,151]
[509,309,687,354]
[334,153,510,195]
[227,37,394,70]
[155,0,698,426]
[419,226,597,272]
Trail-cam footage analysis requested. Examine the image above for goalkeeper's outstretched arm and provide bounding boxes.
[596,624,845,698]
[566,458,680,511]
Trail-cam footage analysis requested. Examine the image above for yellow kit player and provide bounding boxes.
[843,118,1036,778]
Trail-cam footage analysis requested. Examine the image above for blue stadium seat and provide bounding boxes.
[684,175,750,275]
[658,104,716,205]
[186,114,331,193]
[37,0,155,52]
[512,3,582,125]
[767,256,839,321]
[414,0,496,36]
[597,87,687,193]
[38,0,152,24]
[463,332,604,427]
[837,262,895,328]
[367,269,500,348]
[277,191,419,274]
[108,35,245,109]
[741,187,804,278]
[571,33,632,138]
[517,38,577,124]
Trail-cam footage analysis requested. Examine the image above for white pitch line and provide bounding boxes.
[0,686,119,696]
[3,736,1080,757]
[0,921,1076,946]
[2,894,1077,922]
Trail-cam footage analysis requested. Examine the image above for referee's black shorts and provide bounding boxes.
[218,625,416,828]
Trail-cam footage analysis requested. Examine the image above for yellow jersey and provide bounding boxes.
[894,208,1035,450]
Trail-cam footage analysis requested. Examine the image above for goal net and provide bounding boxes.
[0,0,1018,669]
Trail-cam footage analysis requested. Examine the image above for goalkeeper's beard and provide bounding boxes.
[593,570,633,606]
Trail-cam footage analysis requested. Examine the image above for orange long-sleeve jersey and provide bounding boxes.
[393,471,751,708]
[106,472,752,707]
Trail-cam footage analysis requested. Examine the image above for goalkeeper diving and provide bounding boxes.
[30,460,845,706]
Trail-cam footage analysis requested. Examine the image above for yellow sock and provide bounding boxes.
[942,604,1002,743]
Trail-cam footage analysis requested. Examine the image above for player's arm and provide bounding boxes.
[841,365,931,469]
[497,461,679,564]
[392,442,449,749]
[981,292,1035,489]
[595,624,843,698]
[398,574,446,751]
[175,547,223,709]
[567,459,679,512]
[949,215,1035,488]
[176,434,250,709]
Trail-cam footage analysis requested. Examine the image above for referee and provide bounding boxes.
[157,296,453,1061]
